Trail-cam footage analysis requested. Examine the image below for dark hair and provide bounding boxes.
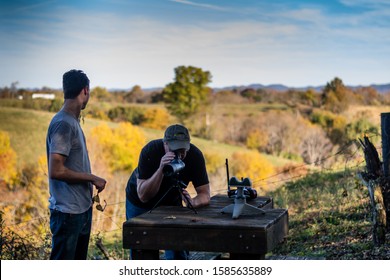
[62,69,90,99]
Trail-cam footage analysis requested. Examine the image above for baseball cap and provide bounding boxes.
[164,124,190,151]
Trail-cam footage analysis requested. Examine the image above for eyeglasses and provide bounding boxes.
[92,193,107,212]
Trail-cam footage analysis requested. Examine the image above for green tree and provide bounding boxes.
[240,88,258,102]
[107,106,145,124]
[162,65,212,123]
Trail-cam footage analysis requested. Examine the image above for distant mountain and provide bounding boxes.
[212,83,390,94]
[355,84,390,94]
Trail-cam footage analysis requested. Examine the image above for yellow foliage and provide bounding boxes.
[1,154,50,234]
[90,122,146,172]
[37,154,48,186]
[20,155,49,214]
[0,130,17,185]
[203,151,224,174]
[246,129,269,150]
[332,115,347,129]
[230,150,274,186]
[141,108,172,130]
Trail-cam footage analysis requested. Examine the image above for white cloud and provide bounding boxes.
[339,0,390,8]
[169,0,229,11]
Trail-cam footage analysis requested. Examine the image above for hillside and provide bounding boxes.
[269,170,390,259]
[0,106,291,183]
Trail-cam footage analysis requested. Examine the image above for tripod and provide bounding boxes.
[149,175,197,214]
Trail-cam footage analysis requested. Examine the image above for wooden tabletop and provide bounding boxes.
[123,195,288,259]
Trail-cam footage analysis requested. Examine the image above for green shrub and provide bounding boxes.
[108,106,145,124]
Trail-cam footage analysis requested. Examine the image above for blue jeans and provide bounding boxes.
[126,197,189,260]
[49,207,92,260]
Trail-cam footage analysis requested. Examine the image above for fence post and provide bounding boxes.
[380,113,390,232]
[381,113,390,176]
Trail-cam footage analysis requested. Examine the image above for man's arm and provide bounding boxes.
[182,184,210,208]
[136,171,164,203]
[49,153,106,192]
[137,151,176,203]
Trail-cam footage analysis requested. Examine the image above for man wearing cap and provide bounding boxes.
[125,124,210,260]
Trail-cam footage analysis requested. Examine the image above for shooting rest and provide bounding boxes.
[221,177,265,219]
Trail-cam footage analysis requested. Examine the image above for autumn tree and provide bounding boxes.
[321,77,352,113]
[141,108,172,130]
[91,86,111,102]
[203,151,224,174]
[0,130,17,187]
[230,150,275,191]
[125,85,145,103]
[300,126,333,166]
[246,129,269,151]
[355,86,381,106]
[163,65,212,123]
[310,109,349,146]
[302,88,319,106]
[90,122,146,172]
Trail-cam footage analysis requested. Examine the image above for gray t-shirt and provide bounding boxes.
[46,110,92,214]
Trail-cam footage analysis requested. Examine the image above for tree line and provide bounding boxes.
[1,68,389,114]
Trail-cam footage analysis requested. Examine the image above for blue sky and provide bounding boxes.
[0,0,389,89]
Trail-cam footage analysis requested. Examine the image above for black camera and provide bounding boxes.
[163,156,185,177]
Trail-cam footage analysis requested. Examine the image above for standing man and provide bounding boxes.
[46,69,106,260]
[125,124,210,260]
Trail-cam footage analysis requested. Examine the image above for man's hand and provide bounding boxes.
[180,189,193,207]
[159,151,176,169]
[92,175,106,193]
[181,184,210,209]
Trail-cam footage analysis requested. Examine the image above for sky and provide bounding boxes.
[0,0,389,90]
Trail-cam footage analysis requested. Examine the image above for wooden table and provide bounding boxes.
[122,195,288,259]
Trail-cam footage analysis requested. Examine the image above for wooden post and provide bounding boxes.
[358,135,387,245]
[367,180,386,245]
[381,113,390,230]
[381,113,390,176]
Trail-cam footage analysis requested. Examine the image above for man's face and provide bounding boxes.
[81,87,90,110]
[173,148,188,160]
